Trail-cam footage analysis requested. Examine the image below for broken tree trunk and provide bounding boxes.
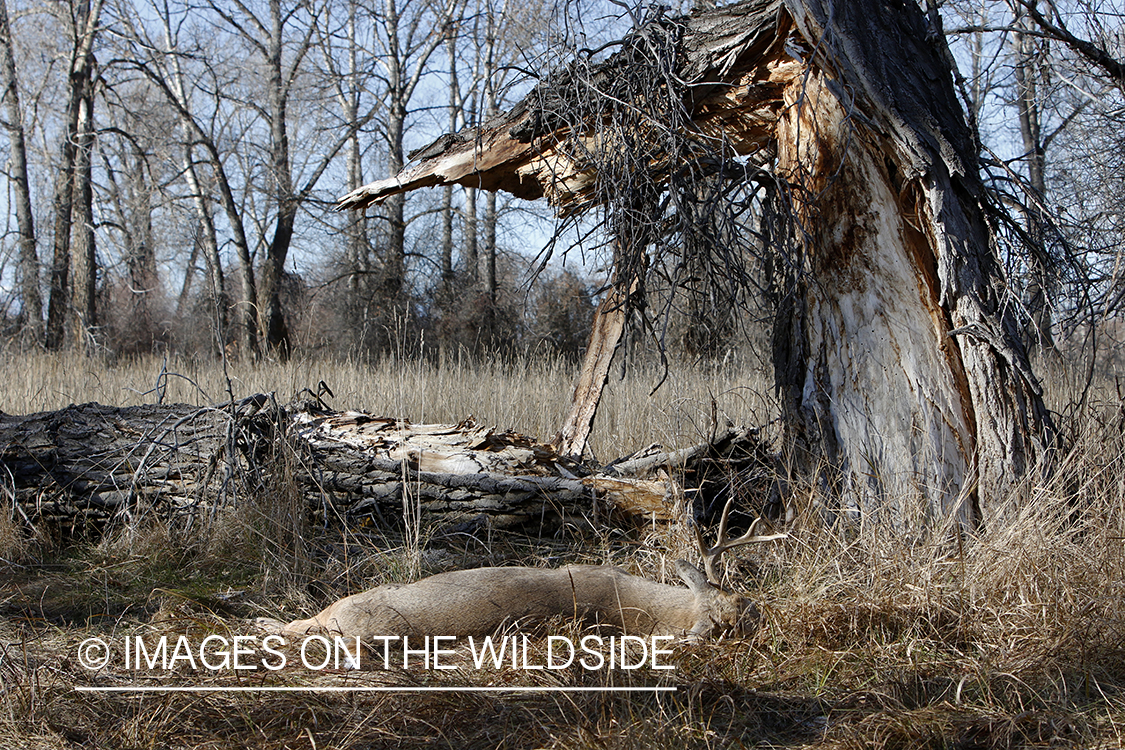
[771,0,1054,526]
[337,0,1054,528]
[0,399,771,539]
[551,278,638,460]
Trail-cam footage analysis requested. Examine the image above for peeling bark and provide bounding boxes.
[773,68,975,526]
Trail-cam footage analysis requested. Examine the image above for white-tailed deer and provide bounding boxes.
[261,502,785,642]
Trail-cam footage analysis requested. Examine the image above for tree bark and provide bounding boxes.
[46,0,103,351]
[464,185,478,283]
[770,67,977,526]
[1013,2,1053,353]
[1,400,767,538]
[257,0,295,357]
[440,25,460,292]
[0,0,41,341]
[70,61,98,352]
[182,146,228,347]
[553,282,632,459]
[781,0,1053,525]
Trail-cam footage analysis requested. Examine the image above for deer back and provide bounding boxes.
[276,563,758,641]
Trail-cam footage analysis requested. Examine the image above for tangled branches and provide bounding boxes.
[522,6,793,359]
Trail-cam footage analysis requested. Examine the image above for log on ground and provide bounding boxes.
[0,398,776,538]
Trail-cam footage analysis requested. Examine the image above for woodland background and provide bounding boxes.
[0,0,1121,372]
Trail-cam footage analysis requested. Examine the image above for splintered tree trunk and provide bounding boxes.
[773,69,975,526]
[336,0,1054,528]
[773,0,1053,527]
[553,282,632,459]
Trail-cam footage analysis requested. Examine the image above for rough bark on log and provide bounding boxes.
[0,402,234,534]
[0,399,775,539]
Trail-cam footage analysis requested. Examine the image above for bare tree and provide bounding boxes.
[198,0,384,356]
[1015,0,1125,87]
[439,18,460,293]
[944,0,1125,368]
[327,0,376,298]
[95,86,168,351]
[371,0,461,313]
[45,0,104,351]
[113,0,261,355]
[0,0,40,341]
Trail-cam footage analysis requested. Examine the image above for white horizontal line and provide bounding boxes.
[75,685,677,694]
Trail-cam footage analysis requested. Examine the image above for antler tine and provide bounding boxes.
[697,496,788,584]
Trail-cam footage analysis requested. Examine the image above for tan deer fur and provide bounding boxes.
[260,560,759,642]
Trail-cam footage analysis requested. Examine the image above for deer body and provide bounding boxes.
[267,561,758,641]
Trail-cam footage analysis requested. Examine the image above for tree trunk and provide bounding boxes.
[483,191,497,306]
[771,68,977,526]
[480,17,499,309]
[440,27,459,293]
[776,0,1053,526]
[341,1,369,304]
[553,281,633,459]
[381,96,408,307]
[378,0,409,311]
[0,0,41,342]
[70,66,98,352]
[46,0,103,351]
[464,187,478,282]
[261,206,295,357]
[258,0,295,357]
[182,146,228,348]
[45,85,80,350]
[1013,3,1053,353]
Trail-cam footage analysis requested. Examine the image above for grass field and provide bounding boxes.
[2,350,1123,749]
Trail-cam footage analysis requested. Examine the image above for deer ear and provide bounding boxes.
[674,560,712,593]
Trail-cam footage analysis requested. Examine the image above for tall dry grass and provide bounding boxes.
[0,348,775,460]
[2,348,1124,747]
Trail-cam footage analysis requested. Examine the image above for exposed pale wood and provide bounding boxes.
[552,282,633,460]
[771,67,976,526]
[335,1,793,213]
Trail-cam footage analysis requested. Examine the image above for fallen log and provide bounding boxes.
[0,397,777,539]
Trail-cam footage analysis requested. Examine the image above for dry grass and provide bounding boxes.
[0,349,775,460]
[2,351,1124,748]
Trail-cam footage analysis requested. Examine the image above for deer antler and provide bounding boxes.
[695,496,788,584]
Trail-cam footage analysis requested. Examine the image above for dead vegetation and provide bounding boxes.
[1,353,1124,749]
